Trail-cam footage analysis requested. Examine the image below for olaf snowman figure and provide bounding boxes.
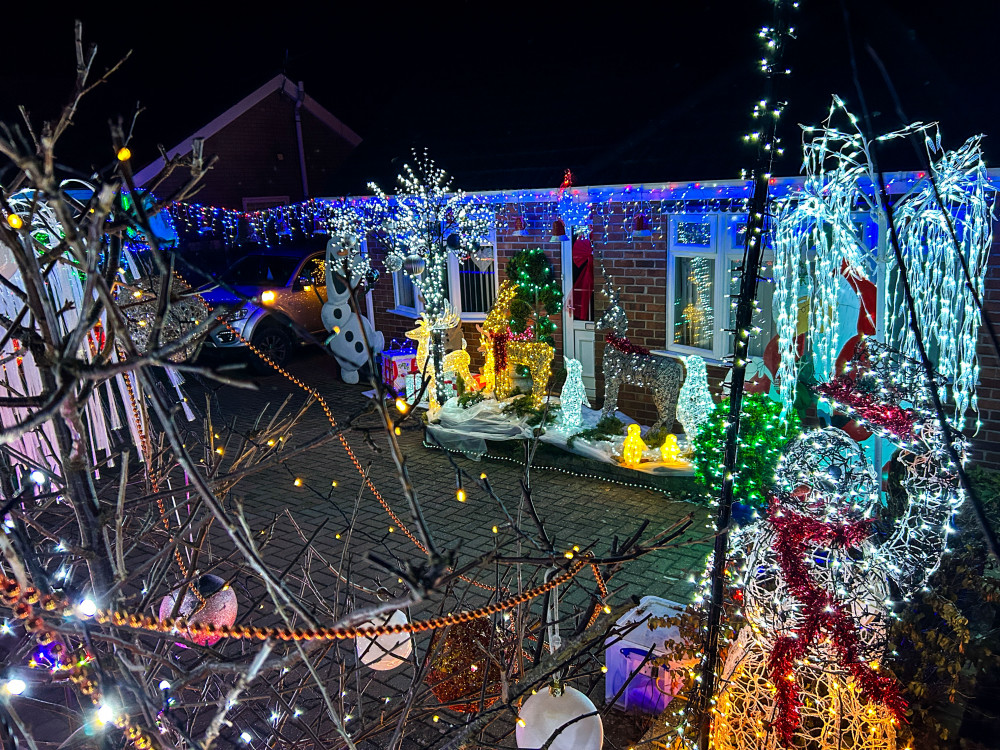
[322,234,385,384]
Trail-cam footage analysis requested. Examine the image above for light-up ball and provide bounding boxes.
[384,254,404,273]
[159,574,237,647]
[355,609,412,671]
[402,255,426,276]
[6,214,23,230]
[516,685,603,750]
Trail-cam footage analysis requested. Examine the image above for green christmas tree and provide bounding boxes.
[692,393,801,509]
[505,247,562,345]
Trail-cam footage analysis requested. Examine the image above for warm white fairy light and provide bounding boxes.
[370,150,493,321]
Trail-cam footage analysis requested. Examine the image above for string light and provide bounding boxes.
[771,101,990,428]
[676,355,714,442]
[558,358,590,431]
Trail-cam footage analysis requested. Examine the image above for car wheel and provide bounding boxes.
[250,325,294,373]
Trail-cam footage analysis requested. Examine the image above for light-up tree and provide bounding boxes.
[0,53,700,750]
[370,151,493,406]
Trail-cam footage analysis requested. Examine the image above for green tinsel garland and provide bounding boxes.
[505,247,562,346]
[691,393,801,508]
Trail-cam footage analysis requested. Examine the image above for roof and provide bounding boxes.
[133,75,362,187]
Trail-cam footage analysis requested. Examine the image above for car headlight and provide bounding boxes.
[228,306,250,321]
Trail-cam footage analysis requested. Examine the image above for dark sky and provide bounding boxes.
[3,0,998,195]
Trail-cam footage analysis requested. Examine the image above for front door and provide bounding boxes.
[562,234,597,399]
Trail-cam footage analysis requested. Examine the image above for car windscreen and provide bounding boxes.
[223,256,300,287]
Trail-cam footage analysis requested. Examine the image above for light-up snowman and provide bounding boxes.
[322,235,384,384]
[714,404,962,750]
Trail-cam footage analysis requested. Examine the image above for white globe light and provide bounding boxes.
[516,685,603,750]
[355,609,412,671]
[76,598,97,618]
[5,678,25,696]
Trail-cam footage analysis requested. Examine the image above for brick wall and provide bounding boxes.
[366,200,731,429]
[591,205,673,427]
[154,90,355,209]
[970,234,1000,464]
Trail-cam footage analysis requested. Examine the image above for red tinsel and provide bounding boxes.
[492,329,510,372]
[814,376,916,440]
[766,499,907,746]
[605,332,651,356]
[490,327,535,373]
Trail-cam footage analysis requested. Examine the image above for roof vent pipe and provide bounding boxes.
[294,80,310,199]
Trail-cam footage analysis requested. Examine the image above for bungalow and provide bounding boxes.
[361,175,1000,466]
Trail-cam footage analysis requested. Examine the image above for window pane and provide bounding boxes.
[304,258,326,286]
[395,271,416,309]
[728,258,774,359]
[674,257,715,349]
[675,221,712,247]
[457,257,496,314]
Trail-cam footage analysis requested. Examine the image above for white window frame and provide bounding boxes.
[390,229,499,320]
[667,214,724,359]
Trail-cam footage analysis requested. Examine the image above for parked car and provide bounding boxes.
[198,249,329,371]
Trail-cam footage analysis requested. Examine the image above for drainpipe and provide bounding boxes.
[294,81,310,200]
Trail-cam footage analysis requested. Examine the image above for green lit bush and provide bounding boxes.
[691,393,801,508]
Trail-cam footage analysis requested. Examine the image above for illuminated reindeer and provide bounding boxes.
[478,280,554,407]
[598,281,682,432]
[405,304,472,410]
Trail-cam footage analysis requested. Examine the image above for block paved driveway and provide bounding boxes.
[189,348,713,746]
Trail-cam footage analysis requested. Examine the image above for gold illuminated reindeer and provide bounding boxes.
[479,280,554,407]
[405,304,473,410]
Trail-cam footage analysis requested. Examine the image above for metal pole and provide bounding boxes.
[696,4,795,746]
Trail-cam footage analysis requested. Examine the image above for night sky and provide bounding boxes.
[3,0,998,195]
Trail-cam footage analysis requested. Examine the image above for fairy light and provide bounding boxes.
[676,355,714,440]
[558,358,589,431]
[370,151,493,406]
[772,101,990,428]
[480,280,554,406]
[620,424,646,468]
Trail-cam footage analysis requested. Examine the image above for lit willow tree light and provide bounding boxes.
[771,97,992,429]
[370,151,493,406]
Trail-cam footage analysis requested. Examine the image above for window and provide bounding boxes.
[394,271,418,311]
[390,233,498,320]
[667,213,777,361]
[455,255,497,315]
[668,215,719,356]
[673,256,715,349]
[301,257,327,287]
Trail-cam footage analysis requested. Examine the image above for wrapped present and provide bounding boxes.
[381,346,418,393]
